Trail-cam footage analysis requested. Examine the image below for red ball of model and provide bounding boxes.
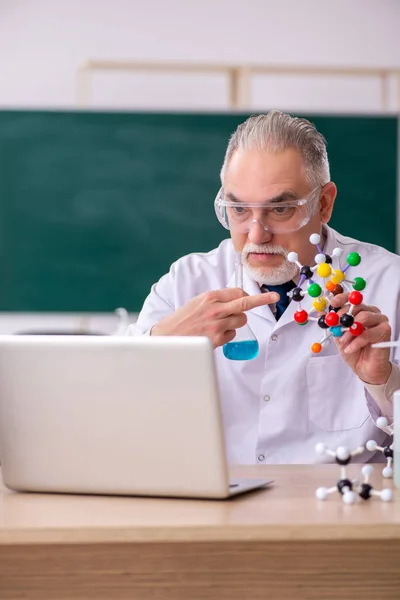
[348,291,363,305]
[349,322,364,336]
[325,311,340,327]
[294,309,308,324]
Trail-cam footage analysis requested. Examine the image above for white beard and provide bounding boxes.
[241,243,299,285]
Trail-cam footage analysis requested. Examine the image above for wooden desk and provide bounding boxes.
[0,464,399,599]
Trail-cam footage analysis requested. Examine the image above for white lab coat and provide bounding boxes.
[128,225,400,465]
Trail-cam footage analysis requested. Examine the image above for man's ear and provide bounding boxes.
[319,182,337,224]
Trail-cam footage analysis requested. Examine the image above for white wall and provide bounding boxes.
[0,0,399,112]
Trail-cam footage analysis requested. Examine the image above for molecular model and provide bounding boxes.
[287,234,367,354]
[315,443,393,504]
[366,417,395,478]
[357,465,393,502]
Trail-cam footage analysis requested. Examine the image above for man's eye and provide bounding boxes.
[273,206,292,215]
[232,206,246,214]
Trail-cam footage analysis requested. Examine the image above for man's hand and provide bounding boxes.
[329,292,392,385]
[151,288,279,348]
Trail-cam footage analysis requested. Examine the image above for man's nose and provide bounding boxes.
[247,220,273,245]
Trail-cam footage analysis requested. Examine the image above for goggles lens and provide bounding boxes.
[214,187,320,234]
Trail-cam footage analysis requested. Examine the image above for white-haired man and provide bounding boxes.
[127,110,400,465]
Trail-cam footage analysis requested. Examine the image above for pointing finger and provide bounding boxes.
[225,292,280,315]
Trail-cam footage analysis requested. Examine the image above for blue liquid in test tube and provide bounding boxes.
[223,339,259,360]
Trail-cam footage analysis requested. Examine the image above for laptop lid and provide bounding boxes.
[0,335,231,498]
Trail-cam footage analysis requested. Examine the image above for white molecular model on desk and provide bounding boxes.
[371,344,400,490]
[366,417,395,478]
[315,442,393,504]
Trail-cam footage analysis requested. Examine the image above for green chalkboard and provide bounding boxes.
[0,110,397,312]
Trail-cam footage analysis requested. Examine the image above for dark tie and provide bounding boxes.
[261,281,296,320]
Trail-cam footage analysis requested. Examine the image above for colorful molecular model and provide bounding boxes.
[287,234,367,354]
[366,417,395,478]
[315,443,393,504]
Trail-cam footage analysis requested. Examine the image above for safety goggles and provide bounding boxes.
[214,186,321,234]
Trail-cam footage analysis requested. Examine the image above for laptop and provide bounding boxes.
[0,335,272,499]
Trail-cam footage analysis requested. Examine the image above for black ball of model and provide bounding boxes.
[337,478,353,494]
[359,483,372,500]
[318,315,330,329]
[340,314,354,328]
[328,304,340,313]
[383,446,394,459]
[300,266,313,280]
[292,287,304,302]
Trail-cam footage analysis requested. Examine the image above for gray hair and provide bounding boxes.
[220,110,330,188]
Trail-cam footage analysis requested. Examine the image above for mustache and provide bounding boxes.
[242,244,289,258]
